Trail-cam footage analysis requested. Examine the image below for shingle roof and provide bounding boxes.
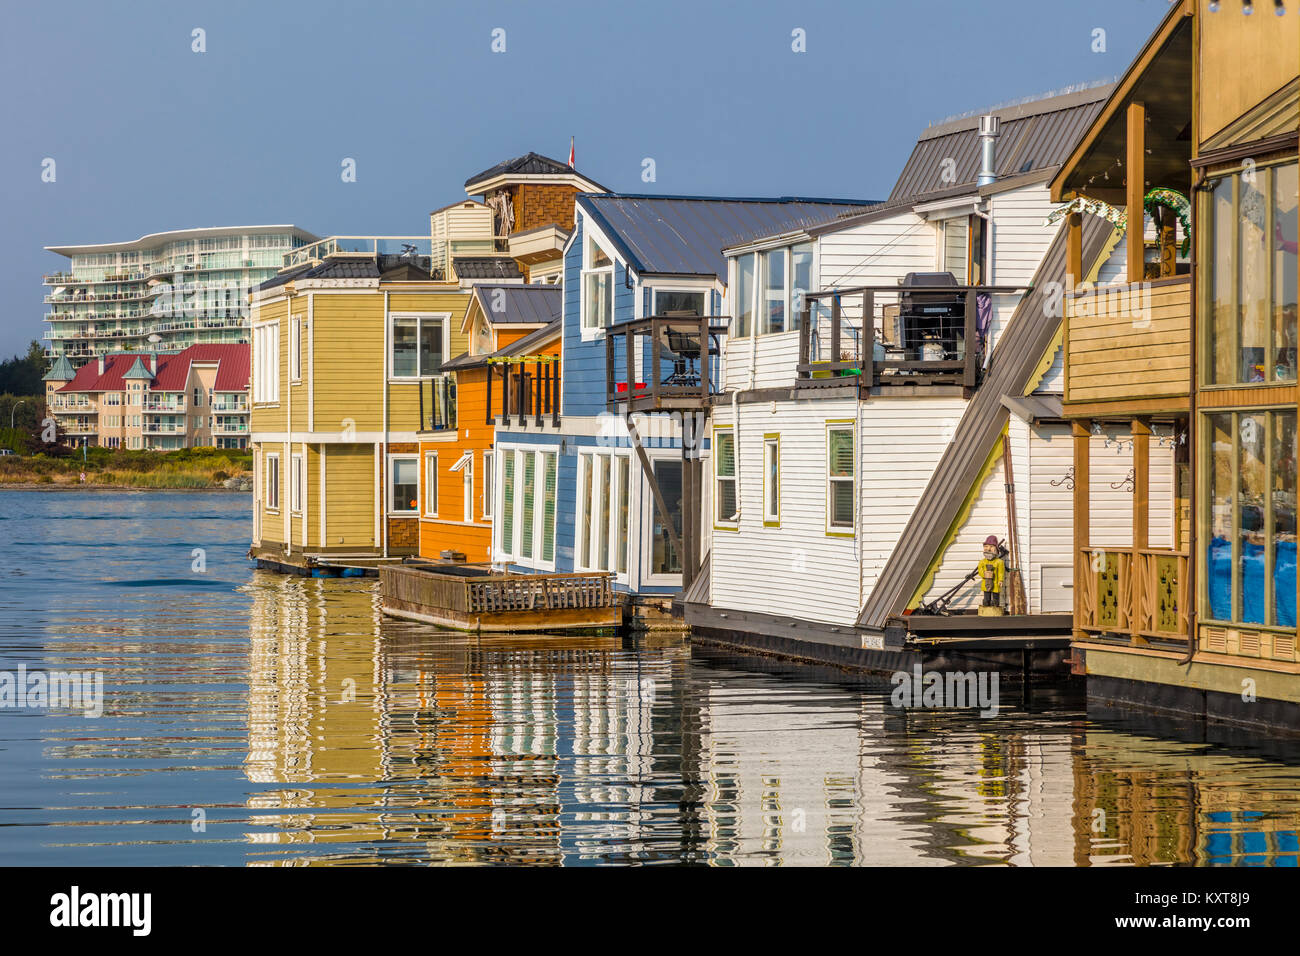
[464,152,607,191]
[453,256,523,280]
[577,195,875,279]
[257,257,381,291]
[888,83,1115,206]
[56,344,249,394]
[472,283,561,325]
[856,213,1116,632]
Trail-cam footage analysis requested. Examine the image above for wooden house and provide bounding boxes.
[415,284,561,564]
[1054,0,1299,731]
[248,237,473,572]
[683,84,1122,670]
[491,194,869,613]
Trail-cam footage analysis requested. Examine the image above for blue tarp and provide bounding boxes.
[1207,536,1295,626]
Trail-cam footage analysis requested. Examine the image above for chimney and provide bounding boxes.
[97,355,105,376]
[977,114,1000,188]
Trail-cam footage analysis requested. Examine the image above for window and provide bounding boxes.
[652,289,706,316]
[482,451,494,519]
[792,242,814,320]
[290,453,304,513]
[615,456,629,574]
[521,453,536,557]
[1205,160,1298,386]
[541,453,557,563]
[390,313,446,378]
[579,453,594,568]
[763,434,780,526]
[253,323,279,403]
[502,452,516,555]
[577,452,629,574]
[734,253,755,337]
[193,388,203,407]
[941,217,969,283]
[827,425,854,532]
[424,451,439,516]
[290,315,302,381]
[650,460,683,575]
[582,235,613,332]
[265,453,280,510]
[462,456,474,523]
[761,248,786,334]
[1205,409,1297,628]
[389,456,419,514]
[714,428,737,527]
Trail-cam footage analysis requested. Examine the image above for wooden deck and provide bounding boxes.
[380,563,624,633]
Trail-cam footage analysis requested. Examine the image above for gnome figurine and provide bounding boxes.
[976,535,1005,616]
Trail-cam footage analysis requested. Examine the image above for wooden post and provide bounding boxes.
[1072,421,1091,642]
[552,360,561,427]
[830,296,841,372]
[485,363,493,425]
[534,360,543,426]
[1131,417,1150,645]
[501,361,511,427]
[862,291,875,389]
[1066,211,1084,290]
[1126,100,1146,284]
[698,313,710,401]
[626,325,636,416]
[798,300,812,376]
[605,327,615,409]
[681,439,696,589]
[963,288,978,388]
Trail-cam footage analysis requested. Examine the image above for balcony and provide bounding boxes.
[211,400,249,413]
[143,421,185,435]
[1077,546,1189,644]
[214,421,249,434]
[798,279,1026,393]
[143,399,186,413]
[1065,275,1190,408]
[604,315,726,414]
[486,356,561,427]
[61,421,98,435]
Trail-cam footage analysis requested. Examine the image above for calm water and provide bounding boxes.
[1,490,1298,866]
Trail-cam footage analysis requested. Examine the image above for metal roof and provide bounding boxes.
[578,195,874,279]
[888,84,1115,206]
[442,319,562,370]
[856,212,1116,632]
[463,152,608,192]
[472,283,561,325]
[257,257,381,291]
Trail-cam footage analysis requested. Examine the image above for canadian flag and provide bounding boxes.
[568,136,575,169]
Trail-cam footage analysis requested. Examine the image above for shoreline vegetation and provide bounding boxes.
[0,447,253,491]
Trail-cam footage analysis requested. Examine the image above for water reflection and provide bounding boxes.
[1,490,1298,865]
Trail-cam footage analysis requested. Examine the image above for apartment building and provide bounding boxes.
[43,344,251,450]
[43,225,317,364]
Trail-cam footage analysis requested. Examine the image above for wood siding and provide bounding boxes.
[1065,278,1191,405]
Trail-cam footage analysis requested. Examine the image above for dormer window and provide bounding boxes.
[582,235,613,332]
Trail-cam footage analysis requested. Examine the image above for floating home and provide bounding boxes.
[683,84,1137,674]
[491,194,870,624]
[1055,0,1299,732]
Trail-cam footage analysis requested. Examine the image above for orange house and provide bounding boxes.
[417,284,561,562]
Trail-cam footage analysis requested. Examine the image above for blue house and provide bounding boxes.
[491,194,870,602]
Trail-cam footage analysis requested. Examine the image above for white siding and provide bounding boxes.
[985,184,1057,354]
[709,397,861,625]
[1087,432,1175,549]
[724,330,802,392]
[860,397,969,598]
[1027,423,1074,613]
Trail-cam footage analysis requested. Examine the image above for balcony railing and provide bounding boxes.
[798,282,1025,391]
[604,314,726,414]
[143,399,186,412]
[211,400,249,413]
[143,422,185,434]
[1064,275,1191,406]
[1077,546,1189,643]
[214,422,249,434]
[283,236,432,270]
[486,356,561,427]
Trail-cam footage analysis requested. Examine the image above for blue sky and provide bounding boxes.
[0,0,1171,358]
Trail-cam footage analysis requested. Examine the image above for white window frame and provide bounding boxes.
[423,451,439,517]
[713,426,738,529]
[388,453,420,516]
[449,450,474,523]
[826,423,855,534]
[495,446,559,571]
[762,434,780,526]
[265,452,280,511]
[388,311,451,380]
[252,322,280,405]
[289,314,302,383]
[575,450,630,582]
[290,452,304,514]
[641,451,685,587]
[580,228,615,339]
[481,450,494,520]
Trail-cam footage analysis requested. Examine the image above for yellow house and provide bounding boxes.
[249,237,472,571]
